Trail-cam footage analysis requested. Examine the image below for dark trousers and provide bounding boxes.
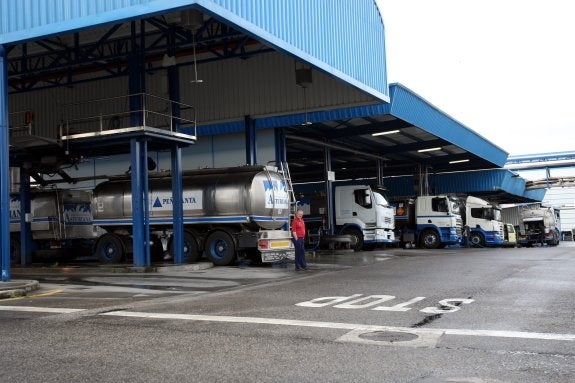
[293,238,307,269]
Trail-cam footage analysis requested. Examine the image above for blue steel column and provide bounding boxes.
[324,142,334,235]
[0,45,10,281]
[130,139,146,267]
[129,21,144,127]
[377,159,384,185]
[141,140,150,266]
[245,116,257,165]
[274,127,286,163]
[168,29,181,133]
[19,169,32,266]
[171,145,184,264]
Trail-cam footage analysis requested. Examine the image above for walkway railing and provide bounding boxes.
[58,93,197,139]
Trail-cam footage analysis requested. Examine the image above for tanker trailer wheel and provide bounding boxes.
[10,235,20,265]
[420,230,440,249]
[469,233,485,247]
[95,233,124,264]
[205,231,236,266]
[343,227,364,251]
[169,231,200,263]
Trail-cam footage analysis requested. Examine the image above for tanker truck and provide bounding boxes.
[501,203,560,247]
[11,165,295,266]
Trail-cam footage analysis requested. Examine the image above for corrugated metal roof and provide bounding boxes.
[389,83,508,167]
[383,169,544,203]
[0,0,389,102]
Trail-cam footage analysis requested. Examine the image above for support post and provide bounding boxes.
[171,145,184,264]
[324,142,334,235]
[19,169,32,266]
[0,45,10,281]
[274,127,286,163]
[130,139,146,267]
[245,116,257,165]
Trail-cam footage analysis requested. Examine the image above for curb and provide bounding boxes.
[0,280,40,299]
[10,262,215,276]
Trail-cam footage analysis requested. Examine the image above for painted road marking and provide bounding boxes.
[0,305,84,314]
[0,289,65,301]
[100,310,575,344]
[2,305,574,346]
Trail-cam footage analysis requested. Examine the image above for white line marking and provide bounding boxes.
[0,305,85,314]
[100,311,575,342]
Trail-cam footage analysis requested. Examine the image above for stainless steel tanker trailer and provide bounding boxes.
[92,165,295,265]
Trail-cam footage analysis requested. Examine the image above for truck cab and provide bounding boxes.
[463,196,504,247]
[394,195,462,249]
[334,185,395,249]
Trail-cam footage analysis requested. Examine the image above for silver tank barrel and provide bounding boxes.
[92,166,290,230]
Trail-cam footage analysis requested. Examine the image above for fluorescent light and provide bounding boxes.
[449,159,470,164]
[417,147,442,153]
[372,130,400,136]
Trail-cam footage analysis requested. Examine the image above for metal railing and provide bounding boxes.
[58,93,197,139]
[8,110,35,138]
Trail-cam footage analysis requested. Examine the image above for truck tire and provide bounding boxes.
[10,236,20,265]
[469,233,485,247]
[205,231,236,266]
[420,230,440,249]
[343,227,364,251]
[169,231,200,262]
[95,233,124,264]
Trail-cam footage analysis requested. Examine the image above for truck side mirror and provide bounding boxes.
[364,191,371,205]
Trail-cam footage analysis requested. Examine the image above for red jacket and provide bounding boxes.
[291,217,306,239]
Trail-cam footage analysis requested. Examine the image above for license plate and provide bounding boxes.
[270,240,291,248]
[262,250,295,262]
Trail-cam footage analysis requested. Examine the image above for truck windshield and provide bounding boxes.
[492,208,502,222]
[372,191,389,207]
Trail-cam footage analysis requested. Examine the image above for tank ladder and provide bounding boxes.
[278,161,297,219]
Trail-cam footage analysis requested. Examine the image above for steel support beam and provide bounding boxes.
[130,138,146,267]
[171,144,184,264]
[1,45,10,281]
[324,142,334,235]
[275,127,287,163]
[19,169,32,266]
[245,116,257,165]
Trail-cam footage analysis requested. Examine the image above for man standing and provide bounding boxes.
[291,209,308,271]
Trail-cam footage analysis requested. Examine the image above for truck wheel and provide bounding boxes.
[169,231,200,262]
[205,231,236,266]
[469,233,484,247]
[10,236,20,265]
[343,228,364,251]
[95,233,124,264]
[420,230,440,249]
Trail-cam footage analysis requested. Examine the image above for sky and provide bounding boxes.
[378,0,575,156]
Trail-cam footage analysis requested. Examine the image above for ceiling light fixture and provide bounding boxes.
[372,129,400,136]
[417,147,442,153]
[449,159,470,164]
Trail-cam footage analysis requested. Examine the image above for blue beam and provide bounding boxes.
[141,140,150,266]
[171,145,184,264]
[0,45,10,281]
[245,115,257,165]
[274,127,286,163]
[130,138,145,267]
[19,170,31,266]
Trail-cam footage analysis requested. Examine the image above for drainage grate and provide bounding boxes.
[358,331,419,343]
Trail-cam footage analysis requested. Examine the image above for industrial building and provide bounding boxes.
[1,1,546,281]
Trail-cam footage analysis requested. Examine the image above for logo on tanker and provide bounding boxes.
[63,204,93,224]
[150,191,203,211]
[10,197,20,222]
[263,180,289,209]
